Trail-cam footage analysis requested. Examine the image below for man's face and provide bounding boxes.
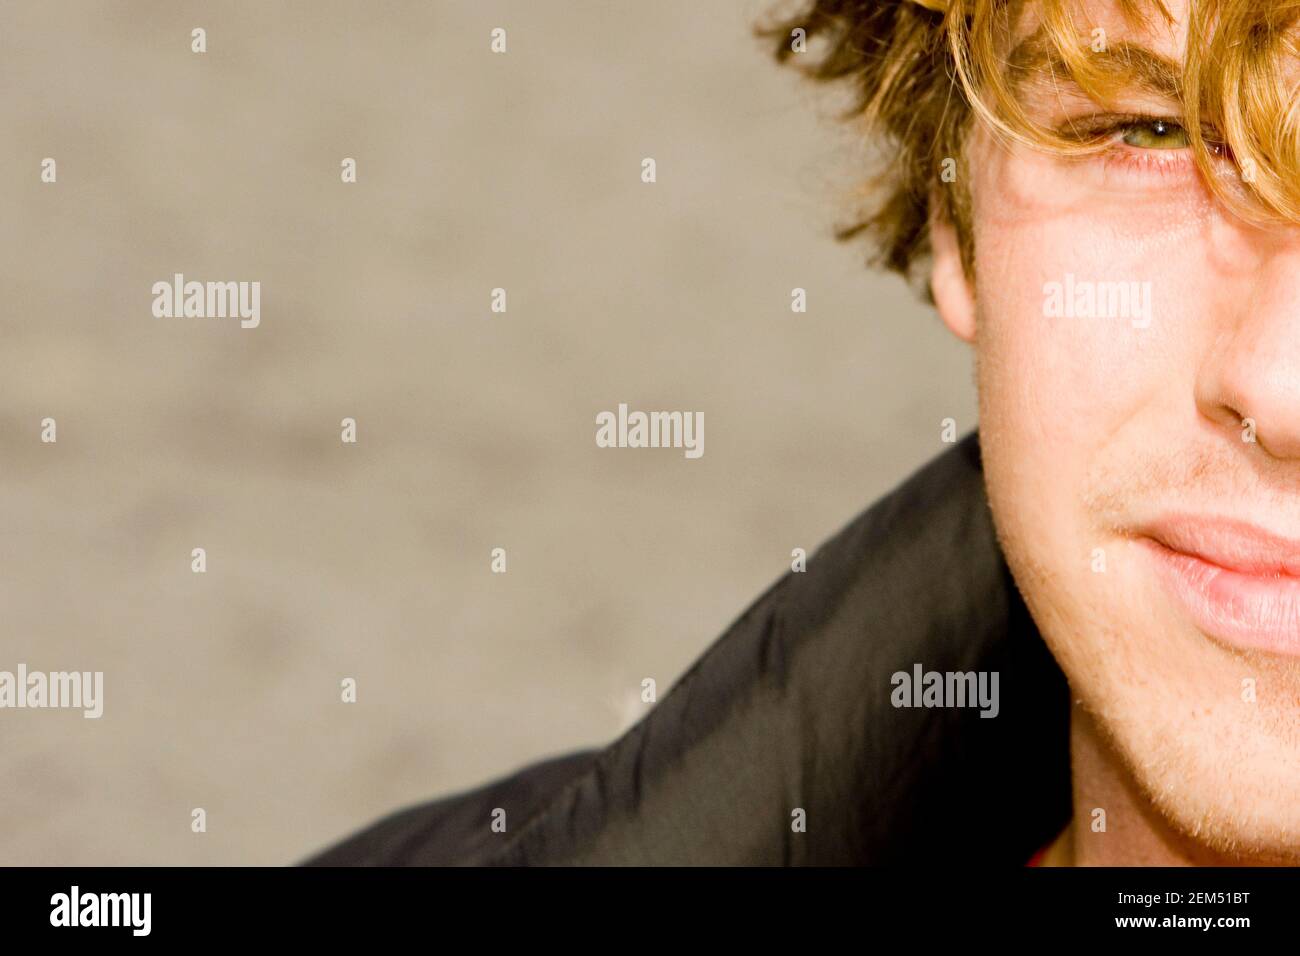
[949,0,1300,860]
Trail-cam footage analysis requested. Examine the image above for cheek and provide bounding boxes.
[973,232,1145,457]
[966,147,1232,506]
[960,142,1257,625]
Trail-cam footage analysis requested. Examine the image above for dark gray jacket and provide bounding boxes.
[303,431,1071,865]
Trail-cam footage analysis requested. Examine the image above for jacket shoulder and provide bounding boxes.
[302,433,1070,865]
[301,749,600,866]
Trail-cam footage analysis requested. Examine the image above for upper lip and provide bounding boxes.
[1139,513,1300,577]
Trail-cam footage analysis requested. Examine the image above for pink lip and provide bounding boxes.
[1137,514,1300,656]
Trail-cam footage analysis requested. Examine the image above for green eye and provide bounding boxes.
[1121,119,1191,149]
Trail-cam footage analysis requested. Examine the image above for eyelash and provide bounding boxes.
[1065,114,1227,184]
[1102,134,1196,181]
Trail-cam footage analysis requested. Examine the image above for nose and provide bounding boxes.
[1194,238,1300,461]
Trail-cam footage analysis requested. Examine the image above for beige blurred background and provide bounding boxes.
[0,0,976,865]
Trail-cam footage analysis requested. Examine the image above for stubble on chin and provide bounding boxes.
[979,429,1300,864]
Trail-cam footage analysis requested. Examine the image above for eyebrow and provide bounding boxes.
[1006,28,1184,103]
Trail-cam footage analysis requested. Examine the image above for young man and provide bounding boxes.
[306,0,1300,866]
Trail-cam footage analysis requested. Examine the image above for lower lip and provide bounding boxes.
[1140,539,1300,656]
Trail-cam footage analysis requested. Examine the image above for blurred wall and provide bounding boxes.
[0,0,977,864]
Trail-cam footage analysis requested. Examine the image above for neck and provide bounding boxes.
[1054,701,1254,866]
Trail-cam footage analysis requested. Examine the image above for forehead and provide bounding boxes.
[1007,0,1189,101]
[1014,0,1188,49]
[1010,0,1300,104]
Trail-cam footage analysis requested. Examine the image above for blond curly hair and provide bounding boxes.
[758,0,1300,289]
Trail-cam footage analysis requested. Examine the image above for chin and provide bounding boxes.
[1101,686,1300,864]
[1011,523,1300,863]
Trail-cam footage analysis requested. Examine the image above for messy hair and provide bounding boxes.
[757,0,1300,288]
